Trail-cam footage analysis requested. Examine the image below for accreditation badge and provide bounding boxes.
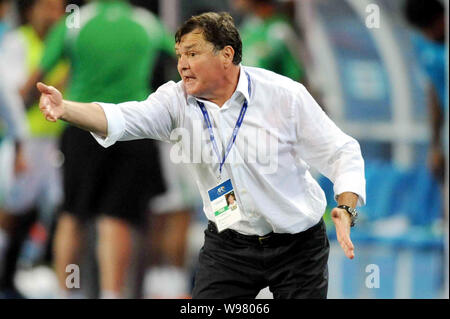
[208,179,242,232]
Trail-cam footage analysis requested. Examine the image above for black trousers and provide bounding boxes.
[192,219,329,299]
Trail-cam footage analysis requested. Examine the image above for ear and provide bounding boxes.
[221,45,235,67]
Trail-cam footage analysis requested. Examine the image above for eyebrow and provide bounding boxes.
[184,44,198,50]
[175,43,199,52]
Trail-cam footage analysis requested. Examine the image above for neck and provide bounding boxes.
[208,65,240,107]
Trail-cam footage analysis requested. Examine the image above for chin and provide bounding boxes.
[185,85,201,97]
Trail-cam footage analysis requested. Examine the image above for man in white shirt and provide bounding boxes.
[35,12,365,299]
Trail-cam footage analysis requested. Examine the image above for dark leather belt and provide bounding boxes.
[207,219,324,246]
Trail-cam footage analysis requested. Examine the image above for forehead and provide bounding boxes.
[175,29,211,51]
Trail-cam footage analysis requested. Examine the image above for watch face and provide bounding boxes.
[338,205,357,217]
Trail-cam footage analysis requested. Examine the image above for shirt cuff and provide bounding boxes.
[90,102,125,148]
[333,172,366,207]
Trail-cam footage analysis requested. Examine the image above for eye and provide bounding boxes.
[189,52,196,57]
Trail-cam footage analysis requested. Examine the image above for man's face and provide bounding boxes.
[31,0,64,32]
[175,29,226,99]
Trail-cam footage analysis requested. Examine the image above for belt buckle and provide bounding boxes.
[258,235,271,245]
[208,221,218,233]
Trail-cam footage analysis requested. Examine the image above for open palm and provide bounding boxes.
[331,207,355,259]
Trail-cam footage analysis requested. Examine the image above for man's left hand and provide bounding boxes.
[331,207,354,259]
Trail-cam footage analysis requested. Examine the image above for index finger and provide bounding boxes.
[36,82,56,95]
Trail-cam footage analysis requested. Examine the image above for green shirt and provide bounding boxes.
[240,14,305,82]
[41,0,174,103]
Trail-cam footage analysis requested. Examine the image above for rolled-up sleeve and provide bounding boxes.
[90,102,126,148]
[90,81,180,148]
[294,84,366,207]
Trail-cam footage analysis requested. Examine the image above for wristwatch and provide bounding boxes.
[337,205,358,227]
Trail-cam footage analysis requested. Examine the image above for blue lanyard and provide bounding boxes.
[197,71,252,178]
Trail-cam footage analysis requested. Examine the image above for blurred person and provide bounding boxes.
[35,12,366,299]
[22,0,172,299]
[404,0,448,298]
[232,0,325,115]
[0,0,29,296]
[0,0,67,299]
[404,0,447,184]
[233,0,307,84]
[0,0,28,188]
[144,145,200,299]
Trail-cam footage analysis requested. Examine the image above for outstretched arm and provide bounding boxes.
[37,82,108,137]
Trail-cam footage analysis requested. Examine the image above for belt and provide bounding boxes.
[207,219,324,246]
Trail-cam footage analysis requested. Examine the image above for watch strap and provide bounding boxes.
[337,205,357,227]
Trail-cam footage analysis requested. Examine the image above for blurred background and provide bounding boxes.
[0,0,448,299]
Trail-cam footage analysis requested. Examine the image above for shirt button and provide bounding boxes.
[241,188,247,194]
[244,211,254,218]
[250,211,259,218]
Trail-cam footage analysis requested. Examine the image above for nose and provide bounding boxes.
[177,54,189,71]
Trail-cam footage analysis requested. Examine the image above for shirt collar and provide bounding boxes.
[186,65,250,105]
[235,65,250,103]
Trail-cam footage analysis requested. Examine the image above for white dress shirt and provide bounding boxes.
[92,66,366,236]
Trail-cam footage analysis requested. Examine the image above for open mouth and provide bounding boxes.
[184,76,196,82]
